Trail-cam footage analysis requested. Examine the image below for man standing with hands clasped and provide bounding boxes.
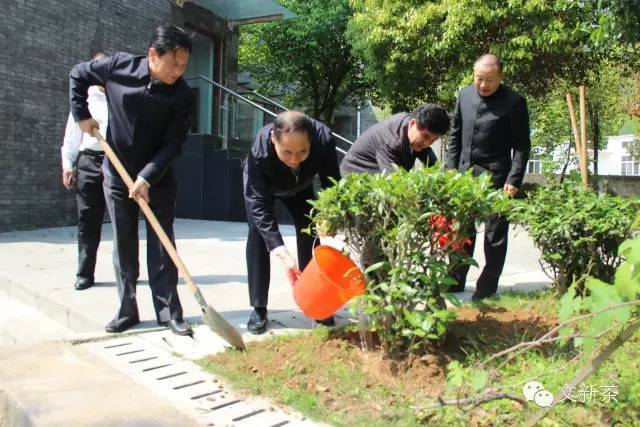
[61,51,108,291]
[69,24,195,335]
[243,111,340,334]
[446,53,531,301]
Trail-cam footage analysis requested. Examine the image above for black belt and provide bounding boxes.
[80,149,104,157]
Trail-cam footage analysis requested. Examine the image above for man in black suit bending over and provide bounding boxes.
[446,53,531,301]
[340,103,450,175]
[243,111,340,334]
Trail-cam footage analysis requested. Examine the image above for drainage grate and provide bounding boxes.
[130,356,158,364]
[190,390,222,400]
[83,332,315,426]
[209,399,241,411]
[173,380,205,390]
[104,342,132,349]
[116,349,145,356]
[143,363,172,372]
[157,371,187,381]
[233,408,265,421]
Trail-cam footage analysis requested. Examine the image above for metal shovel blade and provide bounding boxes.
[202,305,246,351]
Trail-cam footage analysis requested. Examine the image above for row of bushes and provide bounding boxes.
[309,166,639,355]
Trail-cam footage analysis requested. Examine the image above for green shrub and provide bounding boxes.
[310,166,509,355]
[511,183,639,292]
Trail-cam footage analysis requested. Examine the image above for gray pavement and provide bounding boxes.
[0,219,550,426]
[0,219,550,336]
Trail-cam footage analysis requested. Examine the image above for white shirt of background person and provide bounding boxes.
[61,86,108,188]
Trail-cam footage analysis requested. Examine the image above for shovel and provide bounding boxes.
[93,129,245,351]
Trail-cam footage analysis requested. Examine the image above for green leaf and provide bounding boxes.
[364,261,387,274]
[558,288,582,323]
[586,277,632,335]
[446,361,464,388]
[614,261,640,301]
[443,292,462,308]
[470,370,488,391]
[575,336,597,354]
[619,237,640,263]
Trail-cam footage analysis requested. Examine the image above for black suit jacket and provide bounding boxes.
[70,52,195,186]
[243,119,340,251]
[446,85,530,188]
[340,113,437,175]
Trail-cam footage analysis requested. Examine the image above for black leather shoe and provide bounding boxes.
[315,316,335,327]
[105,316,139,333]
[160,319,193,336]
[74,277,93,290]
[247,309,267,335]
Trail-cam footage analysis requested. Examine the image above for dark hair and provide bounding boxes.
[149,24,192,55]
[272,111,314,141]
[475,53,503,73]
[411,104,451,135]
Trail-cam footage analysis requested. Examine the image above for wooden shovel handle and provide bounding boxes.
[93,130,199,296]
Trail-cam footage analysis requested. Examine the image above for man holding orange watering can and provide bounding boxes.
[243,111,340,334]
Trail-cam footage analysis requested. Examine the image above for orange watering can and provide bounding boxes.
[293,245,366,320]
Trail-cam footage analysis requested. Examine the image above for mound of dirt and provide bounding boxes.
[208,305,558,415]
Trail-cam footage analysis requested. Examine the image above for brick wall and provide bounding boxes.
[0,0,172,231]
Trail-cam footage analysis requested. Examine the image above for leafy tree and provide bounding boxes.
[527,64,633,180]
[347,0,627,111]
[239,0,368,124]
[587,0,640,43]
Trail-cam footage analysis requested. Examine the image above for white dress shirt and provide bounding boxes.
[61,86,108,170]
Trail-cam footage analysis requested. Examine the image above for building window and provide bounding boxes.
[333,115,356,140]
[527,159,542,174]
[621,156,640,176]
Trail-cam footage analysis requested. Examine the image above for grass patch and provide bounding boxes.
[199,291,640,426]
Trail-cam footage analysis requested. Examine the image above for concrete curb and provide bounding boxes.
[0,276,102,333]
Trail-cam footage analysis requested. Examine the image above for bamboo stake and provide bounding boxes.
[579,86,589,187]
[566,93,585,187]
[565,93,588,188]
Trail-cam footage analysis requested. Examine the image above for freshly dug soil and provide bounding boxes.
[206,305,558,419]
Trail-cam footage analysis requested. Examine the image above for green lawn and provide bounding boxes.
[199,290,640,426]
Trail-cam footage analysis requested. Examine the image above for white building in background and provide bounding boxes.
[601,135,640,176]
[526,134,640,176]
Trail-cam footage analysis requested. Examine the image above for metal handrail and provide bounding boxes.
[186,75,352,154]
[239,89,290,112]
[241,89,355,148]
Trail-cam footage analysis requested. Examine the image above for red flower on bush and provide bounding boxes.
[429,214,450,232]
[430,214,471,252]
[432,232,450,248]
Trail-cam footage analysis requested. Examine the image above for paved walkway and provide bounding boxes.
[0,219,550,426]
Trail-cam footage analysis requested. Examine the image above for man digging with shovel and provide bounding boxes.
[69,24,195,336]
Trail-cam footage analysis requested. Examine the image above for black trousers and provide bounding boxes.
[451,214,509,296]
[75,152,106,282]
[245,186,317,308]
[451,164,510,296]
[103,175,183,323]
